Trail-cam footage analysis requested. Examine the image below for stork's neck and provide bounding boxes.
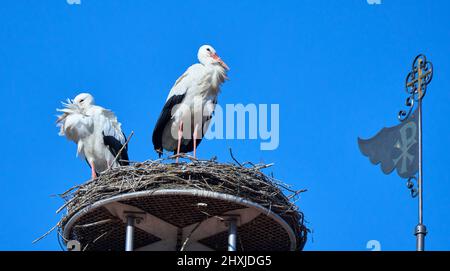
[206,63,227,91]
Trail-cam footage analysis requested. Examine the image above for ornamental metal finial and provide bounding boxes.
[406,176,418,198]
[398,54,433,122]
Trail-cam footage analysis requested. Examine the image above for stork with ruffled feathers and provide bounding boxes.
[57,93,129,179]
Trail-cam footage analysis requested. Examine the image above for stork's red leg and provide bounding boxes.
[90,161,97,179]
[193,123,199,158]
[176,121,183,163]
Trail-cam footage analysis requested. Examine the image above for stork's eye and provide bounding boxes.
[206,48,211,52]
[79,99,84,103]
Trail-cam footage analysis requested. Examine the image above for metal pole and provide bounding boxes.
[415,97,426,251]
[125,216,135,251]
[227,218,237,251]
[403,55,432,251]
[414,58,427,251]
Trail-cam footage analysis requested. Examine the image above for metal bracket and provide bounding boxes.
[123,211,145,223]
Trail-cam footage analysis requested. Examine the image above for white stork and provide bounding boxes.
[152,45,229,162]
[57,93,129,179]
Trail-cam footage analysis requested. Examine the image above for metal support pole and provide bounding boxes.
[413,56,429,252]
[125,216,135,251]
[402,54,432,251]
[227,218,237,251]
[415,97,426,251]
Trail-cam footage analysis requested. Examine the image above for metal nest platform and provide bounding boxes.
[55,158,308,251]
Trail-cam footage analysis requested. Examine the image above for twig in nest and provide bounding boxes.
[287,189,308,200]
[170,153,198,162]
[180,221,203,251]
[229,148,243,167]
[108,131,134,171]
[32,224,59,244]
[73,219,115,229]
[83,231,110,251]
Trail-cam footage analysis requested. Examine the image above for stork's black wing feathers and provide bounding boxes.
[103,131,129,166]
[152,93,186,157]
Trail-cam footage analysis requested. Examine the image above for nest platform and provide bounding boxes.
[56,158,308,251]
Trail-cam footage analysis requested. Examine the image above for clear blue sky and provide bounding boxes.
[0,0,449,251]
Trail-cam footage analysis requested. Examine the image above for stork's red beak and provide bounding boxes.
[212,53,230,70]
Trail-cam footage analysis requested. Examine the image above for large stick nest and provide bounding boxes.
[54,156,308,250]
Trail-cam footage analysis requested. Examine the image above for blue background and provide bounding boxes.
[0,0,449,251]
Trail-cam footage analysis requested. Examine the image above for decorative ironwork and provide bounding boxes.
[358,54,434,251]
[400,54,433,251]
[398,54,433,122]
[399,54,433,201]
[406,176,418,198]
[358,110,419,179]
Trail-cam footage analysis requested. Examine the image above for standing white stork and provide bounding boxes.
[57,93,129,179]
[152,45,229,162]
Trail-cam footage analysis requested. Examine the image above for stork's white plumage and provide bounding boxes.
[57,93,129,179]
[152,45,229,162]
